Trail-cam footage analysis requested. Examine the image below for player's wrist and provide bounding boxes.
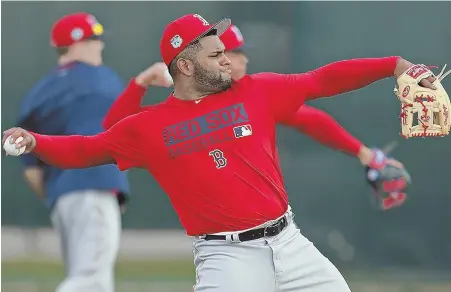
[394,58,414,79]
[357,145,373,166]
[28,132,40,153]
[133,76,148,88]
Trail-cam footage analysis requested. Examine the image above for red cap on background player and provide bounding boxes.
[221,24,245,52]
[51,12,105,48]
[160,14,231,66]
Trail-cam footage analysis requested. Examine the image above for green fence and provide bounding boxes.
[2,2,450,270]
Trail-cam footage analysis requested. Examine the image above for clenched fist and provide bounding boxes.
[2,127,36,154]
[135,62,173,88]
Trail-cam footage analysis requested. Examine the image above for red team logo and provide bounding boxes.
[163,103,250,159]
[209,149,227,169]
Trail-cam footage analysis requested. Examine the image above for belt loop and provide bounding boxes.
[263,225,269,237]
[231,233,241,243]
[226,234,241,243]
[286,207,294,223]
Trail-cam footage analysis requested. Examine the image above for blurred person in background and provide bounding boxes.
[16,12,129,292]
[220,24,405,180]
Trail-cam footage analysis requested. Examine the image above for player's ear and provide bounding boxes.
[176,58,194,77]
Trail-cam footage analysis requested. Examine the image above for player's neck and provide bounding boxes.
[172,84,211,101]
[58,54,103,67]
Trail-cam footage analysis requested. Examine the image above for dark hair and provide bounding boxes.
[56,47,69,56]
[167,29,217,80]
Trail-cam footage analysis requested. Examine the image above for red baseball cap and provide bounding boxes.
[50,12,105,48]
[160,14,231,66]
[221,24,245,52]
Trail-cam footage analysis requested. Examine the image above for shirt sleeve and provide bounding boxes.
[280,105,363,156]
[102,112,152,170]
[103,79,147,130]
[250,56,399,122]
[250,72,319,121]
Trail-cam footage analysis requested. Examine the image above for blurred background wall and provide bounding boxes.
[2,2,451,291]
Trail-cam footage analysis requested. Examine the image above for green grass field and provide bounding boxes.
[2,259,451,292]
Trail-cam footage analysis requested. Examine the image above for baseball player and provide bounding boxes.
[102,24,407,210]
[4,14,432,292]
[15,13,129,292]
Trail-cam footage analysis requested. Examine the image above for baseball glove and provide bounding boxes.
[365,149,411,211]
[394,64,451,138]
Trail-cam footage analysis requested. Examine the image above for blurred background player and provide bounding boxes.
[222,24,408,208]
[16,12,130,292]
[221,24,371,157]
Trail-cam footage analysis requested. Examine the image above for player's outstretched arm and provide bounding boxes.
[304,57,436,100]
[280,105,379,165]
[252,57,437,121]
[280,105,363,157]
[3,127,114,169]
[280,105,410,209]
[4,113,150,171]
[103,62,172,130]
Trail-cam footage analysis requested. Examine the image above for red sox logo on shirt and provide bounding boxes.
[162,103,253,167]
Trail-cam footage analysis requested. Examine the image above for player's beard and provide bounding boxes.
[192,60,232,94]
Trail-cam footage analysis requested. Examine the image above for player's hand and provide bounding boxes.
[394,58,437,90]
[135,62,173,88]
[2,127,36,154]
[365,148,411,211]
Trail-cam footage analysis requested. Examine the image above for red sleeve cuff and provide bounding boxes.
[381,56,401,76]
[129,78,148,94]
[31,132,47,154]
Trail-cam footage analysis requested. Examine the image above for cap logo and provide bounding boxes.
[231,26,244,42]
[170,35,183,48]
[193,14,209,26]
[71,28,84,41]
[92,23,104,36]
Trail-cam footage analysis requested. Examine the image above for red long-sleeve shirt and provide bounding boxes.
[31,56,398,235]
[104,57,397,156]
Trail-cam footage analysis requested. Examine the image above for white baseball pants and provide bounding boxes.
[50,190,121,292]
[193,209,351,292]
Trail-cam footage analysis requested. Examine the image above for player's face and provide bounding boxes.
[194,35,232,93]
[225,51,248,81]
[87,39,105,54]
[77,39,104,58]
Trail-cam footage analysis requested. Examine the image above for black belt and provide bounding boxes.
[204,216,288,242]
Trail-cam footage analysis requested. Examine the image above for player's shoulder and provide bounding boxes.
[22,69,61,104]
[111,110,155,130]
[95,64,122,80]
[234,72,284,87]
[248,72,286,82]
